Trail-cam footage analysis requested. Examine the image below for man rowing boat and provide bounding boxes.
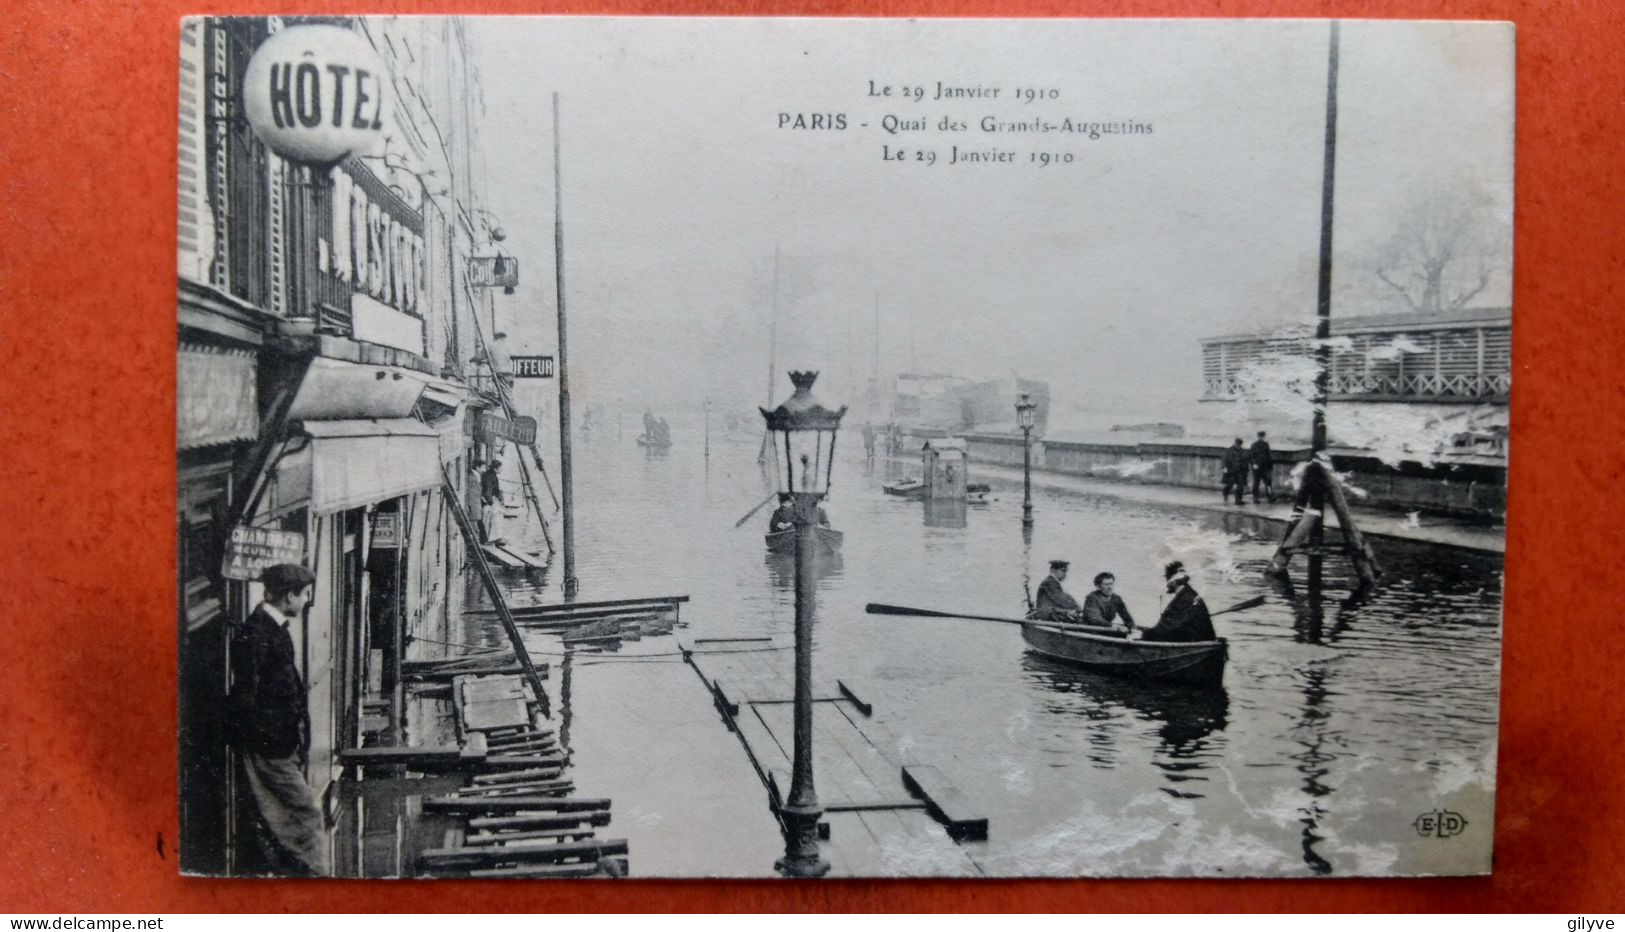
[1082,571,1136,635]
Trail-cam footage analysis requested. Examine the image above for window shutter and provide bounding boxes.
[177,19,216,282]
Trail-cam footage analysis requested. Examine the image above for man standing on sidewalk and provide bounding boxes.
[480,459,505,542]
[228,563,329,876]
[1221,438,1249,505]
[1250,431,1275,503]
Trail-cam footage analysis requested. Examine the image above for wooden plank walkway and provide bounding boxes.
[682,636,984,877]
[398,672,626,878]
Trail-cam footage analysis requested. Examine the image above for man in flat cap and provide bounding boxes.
[1137,560,1217,643]
[228,563,329,876]
[1033,559,1085,622]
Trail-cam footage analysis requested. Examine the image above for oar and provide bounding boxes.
[734,493,778,528]
[866,603,1032,626]
[866,594,1267,625]
[1210,595,1266,617]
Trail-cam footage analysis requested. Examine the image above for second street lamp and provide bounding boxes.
[759,370,846,878]
[1016,392,1038,529]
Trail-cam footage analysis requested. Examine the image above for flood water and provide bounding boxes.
[470,421,1503,878]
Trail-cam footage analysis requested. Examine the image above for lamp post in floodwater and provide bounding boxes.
[1016,392,1038,529]
[760,370,846,878]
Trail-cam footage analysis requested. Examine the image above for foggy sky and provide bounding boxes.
[464,18,1512,418]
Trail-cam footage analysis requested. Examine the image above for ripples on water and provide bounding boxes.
[474,423,1502,877]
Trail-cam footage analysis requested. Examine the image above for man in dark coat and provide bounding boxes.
[479,459,504,542]
[1033,560,1084,621]
[1221,438,1249,505]
[1250,430,1274,503]
[1139,561,1217,643]
[1081,571,1136,636]
[229,563,329,876]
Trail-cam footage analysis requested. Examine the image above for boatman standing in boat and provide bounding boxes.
[1082,571,1136,636]
[1136,561,1217,642]
[1033,560,1085,621]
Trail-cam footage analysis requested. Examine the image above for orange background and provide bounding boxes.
[1,0,1621,913]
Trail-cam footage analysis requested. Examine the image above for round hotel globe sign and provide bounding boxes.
[243,25,389,166]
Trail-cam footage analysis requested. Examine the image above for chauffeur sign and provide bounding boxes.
[242,24,389,166]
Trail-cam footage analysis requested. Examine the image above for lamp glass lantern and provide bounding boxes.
[1016,392,1038,432]
[761,371,848,502]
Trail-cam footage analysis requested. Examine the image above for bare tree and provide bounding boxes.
[1370,185,1509,314]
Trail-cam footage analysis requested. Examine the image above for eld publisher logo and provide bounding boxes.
[1413,810,1469,838]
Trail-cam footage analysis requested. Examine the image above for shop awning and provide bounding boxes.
[302,418,440,513]
[289,357,431,421]
[419,380,471,412]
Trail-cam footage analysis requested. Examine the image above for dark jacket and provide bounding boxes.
[1141,585,1217,643]
[1221,445,1249,479]
[1249,439,1273,470]
[228,605,310,759]
[481,468,502,505]
[1034,575,1082,619]
[1082,591,1136,628]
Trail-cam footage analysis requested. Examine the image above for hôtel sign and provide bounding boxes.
[243,24,389,166]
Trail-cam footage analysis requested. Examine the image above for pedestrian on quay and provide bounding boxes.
[1250,430,1274,503]
[1082,571,1136,637]
[863,423,877,461]
[1221,438,1249,506]
[228,563,329,876]
[480,459,504,542]
[1136,561,1217,643]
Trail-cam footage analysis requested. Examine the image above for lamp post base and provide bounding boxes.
[775,803,831,878]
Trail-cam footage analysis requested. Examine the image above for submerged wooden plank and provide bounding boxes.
[480,544,525,568]
[424,796,610,814]
[420,837,627,868]
[466,810,612,831]
[901,764,988,841]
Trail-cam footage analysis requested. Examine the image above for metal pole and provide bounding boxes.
[553,92,578,601]
[776,489,829,878]
[1308,21,1340,597]
[1021,425,1034,529]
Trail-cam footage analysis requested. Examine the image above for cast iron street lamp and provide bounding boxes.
[1016,392,1038,529]
[760,370,846,878]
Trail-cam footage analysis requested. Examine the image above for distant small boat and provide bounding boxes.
[882,478,926,497]
[765,526,844,555]
[966,490,990,505]
[1020,622,1227,687]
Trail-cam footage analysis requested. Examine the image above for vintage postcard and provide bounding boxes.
[176,16,1512,878]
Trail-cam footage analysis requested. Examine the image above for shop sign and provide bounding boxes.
[468,256,519,288]
[243,25,389,166]
[222,526,307,581]
[475,412,537,445]
[511,355,555,378]
[372,510,401,548]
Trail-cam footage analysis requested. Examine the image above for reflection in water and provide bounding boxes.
[764,548,845,590]
[923,499,968,529]
[1023,654,1230,798]
[1291,664,1337,875]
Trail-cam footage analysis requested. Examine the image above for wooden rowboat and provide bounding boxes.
[765,526,844,555]
[1019,622,1227,687]
[882,478,926,497]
